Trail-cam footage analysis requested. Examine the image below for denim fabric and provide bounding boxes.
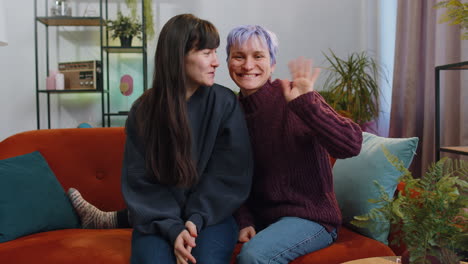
[131,216,238,264]
[237,217,337,264]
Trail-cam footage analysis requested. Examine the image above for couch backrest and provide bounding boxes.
[0,128,126,211]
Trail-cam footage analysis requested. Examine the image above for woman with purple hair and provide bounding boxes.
[226,25,362,263]
[67,23,362,264]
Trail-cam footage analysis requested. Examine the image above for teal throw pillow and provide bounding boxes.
[0,151,80,243]
[333,132,418,244]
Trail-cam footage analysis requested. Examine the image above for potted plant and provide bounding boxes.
[319,50,386,131]
[352,147,468,264]
[106,11,143,47]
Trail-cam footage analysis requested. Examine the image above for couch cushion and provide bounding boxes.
[0,229,132,264]
[230,227,395,264]
[0,151,80,243]
[333,132,418,244]
[0,128,127,211]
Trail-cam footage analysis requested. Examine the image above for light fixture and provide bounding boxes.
[0,0,8,46]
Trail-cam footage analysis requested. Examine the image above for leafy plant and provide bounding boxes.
[106,11,142,41]
[125,0,155,39]
[319,50,386,126]
[434,0,468,40]
[352,147,468,264]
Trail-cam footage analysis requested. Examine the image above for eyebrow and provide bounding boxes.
[231,50,267,54]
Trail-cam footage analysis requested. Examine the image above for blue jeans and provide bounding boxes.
[130,216,238,264]
[237,217,337,264]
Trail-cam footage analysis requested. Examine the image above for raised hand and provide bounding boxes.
[280,57,320,102]
[238,226,256,243]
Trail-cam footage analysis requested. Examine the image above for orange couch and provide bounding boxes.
[0,128,395,264]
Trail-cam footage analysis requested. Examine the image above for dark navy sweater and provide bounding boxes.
[121,84,253,245]
[236,79,362,232]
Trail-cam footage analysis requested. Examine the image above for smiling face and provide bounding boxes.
[185,48,219,93]
[228,36,276,96]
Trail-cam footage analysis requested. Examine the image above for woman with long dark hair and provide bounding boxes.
[116,14,251,264]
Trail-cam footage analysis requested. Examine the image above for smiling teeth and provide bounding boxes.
[242,74,256,77]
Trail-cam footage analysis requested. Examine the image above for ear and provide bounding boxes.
[271,63,276,74]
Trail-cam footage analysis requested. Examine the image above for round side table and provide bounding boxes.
[342,256,468,264]
[341,256,401,264]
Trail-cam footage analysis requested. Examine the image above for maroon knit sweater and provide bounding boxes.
[235,79,363,232]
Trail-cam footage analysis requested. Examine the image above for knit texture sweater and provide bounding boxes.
[236,79,363,232]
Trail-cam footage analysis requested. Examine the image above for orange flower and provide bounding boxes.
[397,181,408,196]
[397,181,421,199]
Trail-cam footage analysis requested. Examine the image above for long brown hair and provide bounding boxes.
[135,14,219,188]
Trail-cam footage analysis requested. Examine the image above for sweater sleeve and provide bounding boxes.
[234,203,256,230]
[183,98,253,231]
[287,91,363,159]
[121,111,186,246]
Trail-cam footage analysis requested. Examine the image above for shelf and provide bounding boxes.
[104,46,145,53]
[37,16,103,26]
[435,61,468,71]
[104,112,129,116]
[38,89,106,93]
[440,146,468,155]
[435,61,468,160]
[35,0,148,129]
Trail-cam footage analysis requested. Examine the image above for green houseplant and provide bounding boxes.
[434,0,468,40]
[319,50,386,129]
[106,11,143,47]
[352,147,468,264]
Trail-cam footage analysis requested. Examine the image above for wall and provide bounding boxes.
[0,0,397,141]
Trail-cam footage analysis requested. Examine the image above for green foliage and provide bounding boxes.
[125,0,155,40]
[352,146,468,264]
[319,50,386,125]
[434,0,468,40]
[106,11,142,40]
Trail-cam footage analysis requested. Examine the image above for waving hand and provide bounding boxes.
[280,57,320,102]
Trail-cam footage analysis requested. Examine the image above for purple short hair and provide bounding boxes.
[226,25,279,65]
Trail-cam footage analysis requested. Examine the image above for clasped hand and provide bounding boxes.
[174,221,198,264]
[279,57,320,102]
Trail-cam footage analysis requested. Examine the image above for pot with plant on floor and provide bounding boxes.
[352,147,468,264]
[106,11,142,48]
[319,50,387,133]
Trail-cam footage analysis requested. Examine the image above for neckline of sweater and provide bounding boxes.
[238,79,282,115]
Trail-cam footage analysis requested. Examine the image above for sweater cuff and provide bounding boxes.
[237,220,255,230]
[187,214,204,233]
[288,91,318,111]
[167,223,187,246]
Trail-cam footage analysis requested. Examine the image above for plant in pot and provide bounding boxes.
[319,50,386,132]
[106,11,143,48]
[352,147,468,264]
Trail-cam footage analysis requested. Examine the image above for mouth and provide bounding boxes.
[236,73,260,78]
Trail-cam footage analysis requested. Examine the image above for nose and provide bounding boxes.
[212,53,219,68]
[242,57,254,71]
